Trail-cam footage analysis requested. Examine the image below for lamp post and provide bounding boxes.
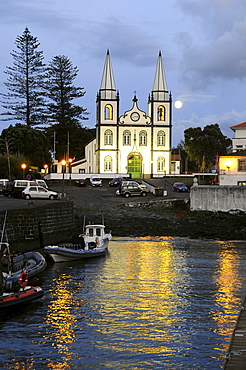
[43,164,48,177]
[68,158,72,184]
[61,159,66,198]
[21,163,26,179]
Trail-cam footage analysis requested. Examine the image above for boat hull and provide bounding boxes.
[2,251,47,281]
[0,286,44,313]
[44,245,108,263]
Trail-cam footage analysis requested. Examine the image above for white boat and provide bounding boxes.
[43,224,112,263]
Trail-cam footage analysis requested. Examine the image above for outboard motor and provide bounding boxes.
[5,276,20,292]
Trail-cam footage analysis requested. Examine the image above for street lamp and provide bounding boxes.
[21,163,26,179]
[61,159,66,198]
[68,158,73,184]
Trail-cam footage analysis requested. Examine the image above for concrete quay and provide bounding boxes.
[223,295,246,369]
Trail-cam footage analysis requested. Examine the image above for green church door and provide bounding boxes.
[128,153,142,178]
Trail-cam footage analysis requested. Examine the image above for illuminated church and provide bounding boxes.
[75,50,178,178]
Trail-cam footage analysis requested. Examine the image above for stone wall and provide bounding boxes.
[190,186,246,212]
[0,201,75,252]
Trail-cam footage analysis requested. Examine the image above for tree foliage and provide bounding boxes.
[184,124,231,171]
[0,124,52,167]
[46,124,95,160]
[0,154,31,180]
[44,55,90,159]
[45,55,88,126]
[1,27,46,126]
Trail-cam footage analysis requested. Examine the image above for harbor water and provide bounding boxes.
[1,236,246,369]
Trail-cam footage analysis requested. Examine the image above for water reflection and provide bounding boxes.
[87,238,194,360]
[44,273,78,369]
[1,237,246,369]
[212,241,242,337]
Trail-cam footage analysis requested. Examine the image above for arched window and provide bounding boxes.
[139,130,147,146]
[105,104,113,120]
[157,157,165,172]
[123,130,131,145]
[157,105,165,121]
[157,131,165,146]
[104,129,113,145]
[104,155,112,171]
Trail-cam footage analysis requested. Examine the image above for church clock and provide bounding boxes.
[131,112,140,121]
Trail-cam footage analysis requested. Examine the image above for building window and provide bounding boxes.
[157,105,165,121]
[139,131,147,146]
[104,129,113,145]
[104,155,112,171]
[105,104,113,120]
[157,156,165,172]
[157,131,165,146]
[238,159,246,171]
[123,130,131,145]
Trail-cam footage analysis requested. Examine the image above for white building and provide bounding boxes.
[48,51,180,180]
[219,122,246,185]
[230,122,246,152]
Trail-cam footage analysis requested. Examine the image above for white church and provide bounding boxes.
[50,51,180,179]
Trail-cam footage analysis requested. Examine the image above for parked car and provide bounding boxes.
[35,179,48,188]
[116,182,148,198]
[173,182,189,192]
[0,179,9,193]
[75,179,86,187]
[22,186,58,200]
[90,176,102,187]
[210,178,219,185]
[108,177,126,186]
[2,180,37,197]
[120,181,148,191]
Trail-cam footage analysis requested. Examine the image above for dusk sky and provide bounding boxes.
[1,0,246,146]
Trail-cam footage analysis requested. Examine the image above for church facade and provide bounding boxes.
[75,50,178,178]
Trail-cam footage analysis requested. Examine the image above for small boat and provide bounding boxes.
[0,212,47,282]
[44,223,112,263]
[0,274,44,313]
[1,243,47,281]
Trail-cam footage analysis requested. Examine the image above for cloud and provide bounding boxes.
[86,18,165,68]
[174,0,246,89]
[175,93,216,103]
[172,108,246,146]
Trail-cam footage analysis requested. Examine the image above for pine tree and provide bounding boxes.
[45,55,89,159]
[45,55,88,126]
[1,27,46,126]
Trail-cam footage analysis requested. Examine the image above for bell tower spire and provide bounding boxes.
[152,51,168,101]
[99,49,116,100]
[96,50,119,174]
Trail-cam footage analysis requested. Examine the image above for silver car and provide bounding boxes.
[22,186,58,200]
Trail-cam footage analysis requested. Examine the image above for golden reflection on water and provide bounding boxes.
[30,237,246,368]
[90,237,189,355]
[212,241,242,337]
[43,273,78,369]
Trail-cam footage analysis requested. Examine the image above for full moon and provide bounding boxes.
[174,100,183,109]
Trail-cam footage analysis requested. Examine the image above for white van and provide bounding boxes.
[35,179,48,188]
[0,179,9,192]
[90,176,102,187]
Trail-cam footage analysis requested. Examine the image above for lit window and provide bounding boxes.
[105,104,113,120]
[157,105,165,121]
[104,130,113,145]
[157,157,165,171]
[104,155,112,171]
[238,159,246,171]
[139,131,147,146]
[123,130,131,145]
[157,131,165,146]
